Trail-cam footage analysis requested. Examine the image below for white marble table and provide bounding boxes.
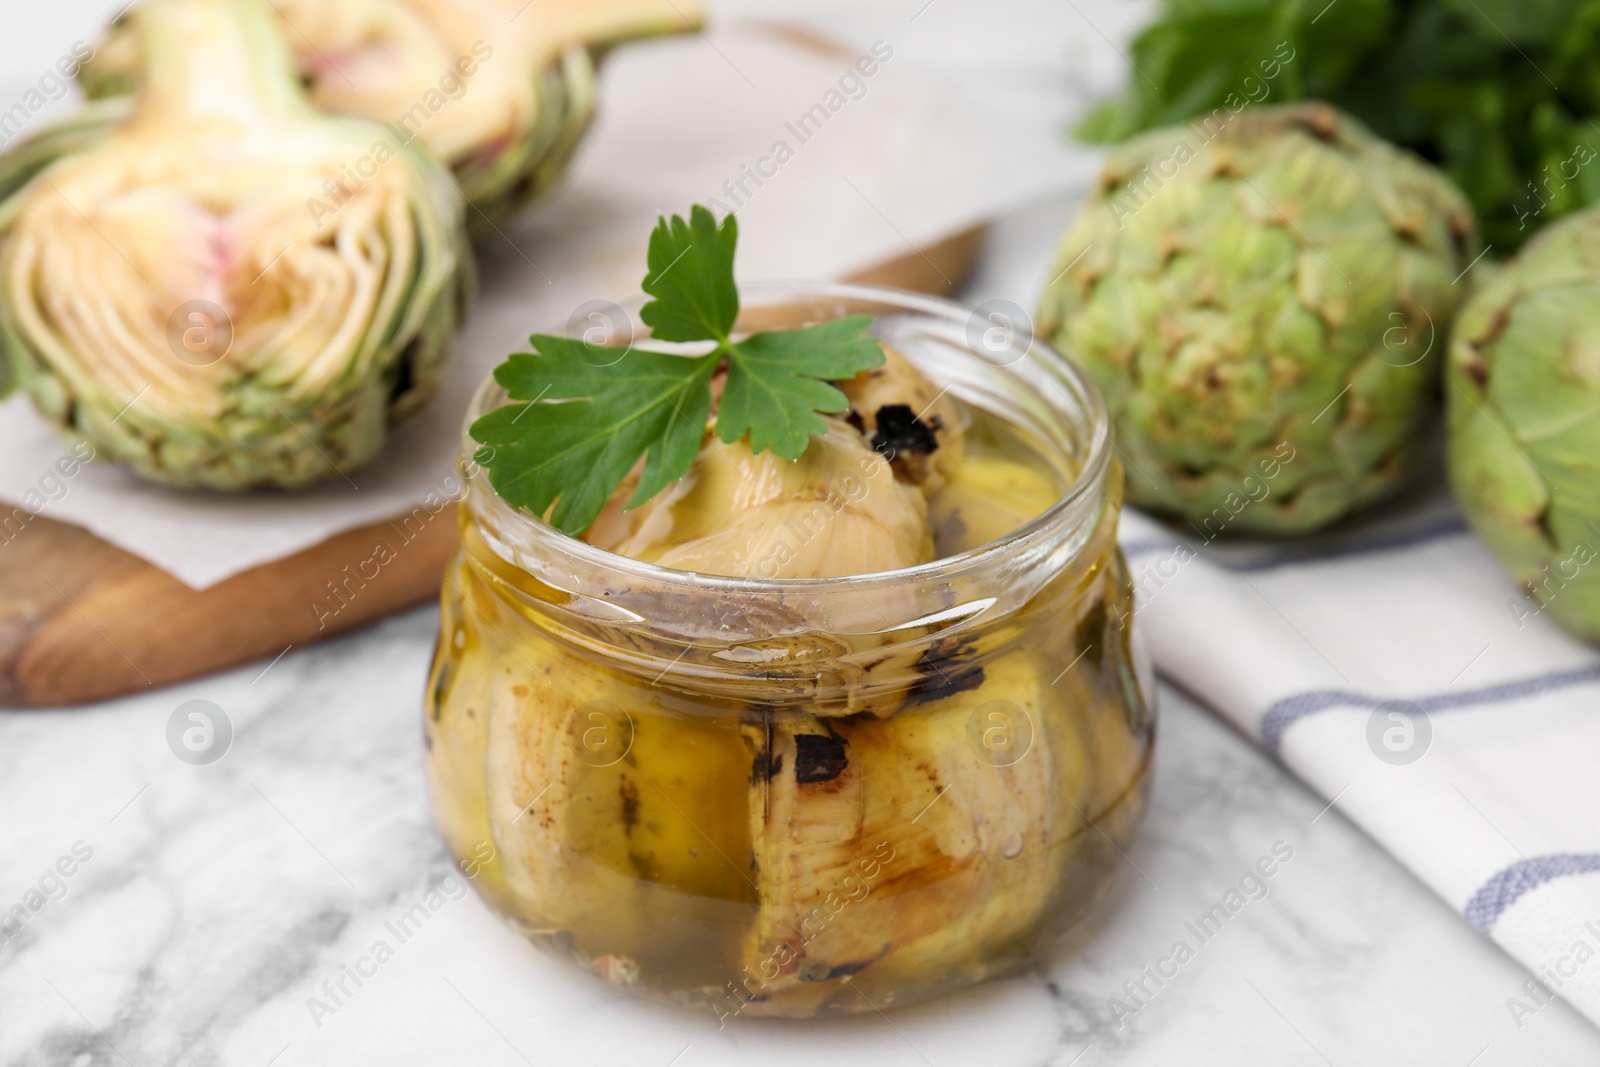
[4,607,1599,1066]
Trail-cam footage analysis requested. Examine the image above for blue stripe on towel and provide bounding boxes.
[1121,513,1470,572]
[1259,664,1600,755]
[1464,854,1600,931]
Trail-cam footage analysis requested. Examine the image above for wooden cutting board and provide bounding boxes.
[0,229,983,707]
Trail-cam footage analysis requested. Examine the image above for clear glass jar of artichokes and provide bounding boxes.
[425,285,1155,1019]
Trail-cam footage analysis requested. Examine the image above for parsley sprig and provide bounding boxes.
[471,206,886,535]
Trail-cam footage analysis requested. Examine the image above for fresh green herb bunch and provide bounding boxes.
[1079,0,1600,250]
[1448,203,1600,643]
[471,206,886,535]
[1039,103,1478,536]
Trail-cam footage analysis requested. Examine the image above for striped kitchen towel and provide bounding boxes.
[1119,474,1600,1028]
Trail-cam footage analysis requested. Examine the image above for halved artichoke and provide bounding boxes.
[80,0,705,230]
[0,0,470,489]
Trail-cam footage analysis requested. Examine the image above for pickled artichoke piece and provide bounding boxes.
[735,650,1078,1014]
[588,419,934,578]
[81,0,703,227]
[587,340,968,578]
[429,523,758,987]
[0,0,470,489]
[471,642,756,989]
[838,344,965,495]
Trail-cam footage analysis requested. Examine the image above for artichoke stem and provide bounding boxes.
[135,0,312,127]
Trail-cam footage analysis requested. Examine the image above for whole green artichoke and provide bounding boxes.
[1038,103,1478,535]
[1448,205,1600,642]
[0,0,470,490]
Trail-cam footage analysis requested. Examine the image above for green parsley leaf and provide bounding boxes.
[472,337,718,534]
[471,207,887,536]
[640,205,740,342]
[718,317,883,458]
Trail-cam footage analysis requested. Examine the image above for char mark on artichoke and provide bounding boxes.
[905,637,986,706]
[870,403,941,460]
[792,732,849,784]
[750,746,784,785]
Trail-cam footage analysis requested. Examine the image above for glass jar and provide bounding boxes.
[424,283,1155,1020]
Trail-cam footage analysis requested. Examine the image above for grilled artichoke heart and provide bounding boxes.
[737,651,1064,1009]
[587,419,935,579]
[1039,102,1478,535]
[0,0,470,490]
[1448,205,1600,643]
[80,0,704,229]
[586,343,962,578]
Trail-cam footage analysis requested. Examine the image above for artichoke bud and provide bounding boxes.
[1039,102,1479,535]
[0,0,470,489]
[1448,204,1600,643]
[80,0,705,228]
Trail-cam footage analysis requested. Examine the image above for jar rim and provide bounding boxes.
[460,281,1113,596]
